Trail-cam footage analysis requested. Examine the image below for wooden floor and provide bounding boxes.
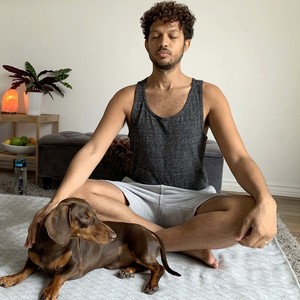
[275,196,300,243]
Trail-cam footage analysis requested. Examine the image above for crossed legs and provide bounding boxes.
[72,179,256,268]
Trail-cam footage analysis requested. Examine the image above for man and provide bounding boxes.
[26,1,277,269]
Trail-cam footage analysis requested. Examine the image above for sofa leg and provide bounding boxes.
[42,177,52,190]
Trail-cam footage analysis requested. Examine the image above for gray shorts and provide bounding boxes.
[108,177,219,228]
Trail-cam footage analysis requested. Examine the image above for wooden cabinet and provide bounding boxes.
[0,113,59,183]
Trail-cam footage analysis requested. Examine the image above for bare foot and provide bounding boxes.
[182,249,219,269]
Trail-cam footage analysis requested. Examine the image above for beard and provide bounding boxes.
[148,47,185,70]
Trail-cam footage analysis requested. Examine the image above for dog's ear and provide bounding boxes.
[45,204,71,246]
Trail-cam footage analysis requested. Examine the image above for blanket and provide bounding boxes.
[0,194,299,300]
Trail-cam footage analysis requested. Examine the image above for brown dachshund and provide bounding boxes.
[0,197,180,299]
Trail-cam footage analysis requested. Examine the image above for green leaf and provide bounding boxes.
[25,82,35,91]
[25,62,37,78]
[61,82,72,89]
[54,74,69,81]
[3,61,72,98]
[47,83,64,96]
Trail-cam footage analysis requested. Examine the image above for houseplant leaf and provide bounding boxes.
[3,65,30,77]
[3,62,72,99]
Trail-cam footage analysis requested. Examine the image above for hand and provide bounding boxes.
[236,197,277,248]
[24,201,58,248]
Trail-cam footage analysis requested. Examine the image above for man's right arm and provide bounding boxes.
[51,85,135,203]
[25,85,135,247]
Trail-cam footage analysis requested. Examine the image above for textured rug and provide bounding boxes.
[0,194,299,300]
[0,171,55,198]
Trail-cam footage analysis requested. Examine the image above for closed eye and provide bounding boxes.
[150,34,160,39]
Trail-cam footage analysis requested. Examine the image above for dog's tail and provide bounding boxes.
[151,232,181,277]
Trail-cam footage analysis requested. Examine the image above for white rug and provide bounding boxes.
[0,194,299,300]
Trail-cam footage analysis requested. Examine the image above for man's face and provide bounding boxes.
[145,20,191,70]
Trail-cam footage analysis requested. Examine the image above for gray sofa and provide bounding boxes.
[38,131,224,191]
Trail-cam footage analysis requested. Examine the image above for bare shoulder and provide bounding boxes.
[202,81,246,160]
[95,84,137,121]
[92,84,137,141]
[108,84,136,113]
[113,84,136,101]
[203,82,228,109]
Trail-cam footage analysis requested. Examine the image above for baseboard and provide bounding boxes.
[222,180,300,198]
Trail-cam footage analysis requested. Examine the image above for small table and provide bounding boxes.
[0,113,59,183]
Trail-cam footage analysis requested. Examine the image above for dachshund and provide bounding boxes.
[0,197,180,299]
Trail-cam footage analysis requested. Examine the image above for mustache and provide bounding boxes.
[156,47,171,54]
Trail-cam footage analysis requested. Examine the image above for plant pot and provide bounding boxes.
[24,92,43,116]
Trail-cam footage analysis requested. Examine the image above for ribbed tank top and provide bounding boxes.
[128,78,208,190]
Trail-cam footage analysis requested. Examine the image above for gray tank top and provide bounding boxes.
[128,78,208,190]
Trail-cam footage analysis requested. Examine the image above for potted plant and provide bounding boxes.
[2,62,72,115]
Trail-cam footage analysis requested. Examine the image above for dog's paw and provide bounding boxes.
[144,284,159,294]
[40,286,59,300]
[0,275,18,288]
[117,269,135,279]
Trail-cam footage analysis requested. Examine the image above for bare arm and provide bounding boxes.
[204,83,277,247]
[51,86,134,203]
[25,85,135,247]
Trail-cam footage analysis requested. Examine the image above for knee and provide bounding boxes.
[212,195,256,234]
[71,179,126,204]
[72,180,98,199]
[198,194,255,214]
[221,197,257,237]
[223,195,256,219]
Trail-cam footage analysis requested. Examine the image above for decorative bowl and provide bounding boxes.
[1,142,36,155]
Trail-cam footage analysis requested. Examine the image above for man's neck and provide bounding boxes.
[147,65,191,90]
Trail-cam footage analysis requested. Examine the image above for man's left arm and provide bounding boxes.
[204,83,277,247]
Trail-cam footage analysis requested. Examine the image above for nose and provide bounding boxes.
[109,231,117,241]
[159,34,169,48]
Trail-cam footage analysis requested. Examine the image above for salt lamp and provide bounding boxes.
[1,89,18,114]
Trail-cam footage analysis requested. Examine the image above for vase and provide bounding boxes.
[24,92,43,116]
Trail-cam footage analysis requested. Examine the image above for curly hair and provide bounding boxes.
[140,1,196,40]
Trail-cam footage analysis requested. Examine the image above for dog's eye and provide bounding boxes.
[79,216,90,224]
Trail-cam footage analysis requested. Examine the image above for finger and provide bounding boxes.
[24,204,53,248]
[36,206,49,223]
[237,239,250,247]
[24,227,34,248]
[24,236,30,248]
[257,240,271,249]
[243,227,272,248]
[35,202,56,223]
[257,237,273,248]
[240,236,273,248]
[236,222,252,242]
[24,218,38,248]
[243,230,261,247]
[24,221,36,248]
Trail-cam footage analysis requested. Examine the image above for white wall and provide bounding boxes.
[0,0,299,197]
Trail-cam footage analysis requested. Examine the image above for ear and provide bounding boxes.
[145,39,149,52]
[45,205,71,246]
[184,39,191,52]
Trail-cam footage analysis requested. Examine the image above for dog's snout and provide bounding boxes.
[109,231,117,241]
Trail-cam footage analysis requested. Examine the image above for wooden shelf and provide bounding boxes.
[0,152,36,171]
[0,113,59,183]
